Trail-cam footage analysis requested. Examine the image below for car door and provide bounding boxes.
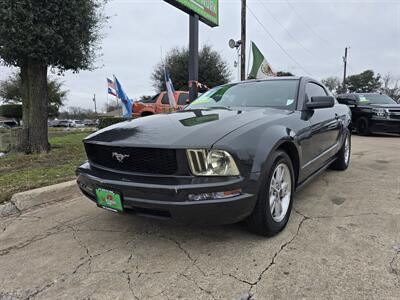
[177,92,190,110]
[305,81,341,169]
[156,92,175,114]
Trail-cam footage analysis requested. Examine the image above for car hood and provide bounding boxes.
[358,103,400,109]
[85,108,291,149]
[369,104,400,109]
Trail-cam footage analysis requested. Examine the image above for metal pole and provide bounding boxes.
[342,47,348,91]
[241,0,246,81]
[189,14,199,102]
[93,94,97,115]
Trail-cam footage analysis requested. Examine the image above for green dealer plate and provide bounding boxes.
[96,188,123,212]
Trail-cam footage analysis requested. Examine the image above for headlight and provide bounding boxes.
[186,149,240,176]
[373,108,388,117]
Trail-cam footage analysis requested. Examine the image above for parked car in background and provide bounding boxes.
[77,77,351,236]
[337,93,400,135]
[48,120,62,127]
[54,120,72,127]
[0,120,18,128]
[133,91,189,118]
[83,119,99,127]
[70,120,85,128]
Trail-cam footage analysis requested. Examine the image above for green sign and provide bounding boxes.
[165,0,219,27]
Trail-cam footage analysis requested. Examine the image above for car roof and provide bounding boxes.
[338,92,383,96]
[240,76,302,83]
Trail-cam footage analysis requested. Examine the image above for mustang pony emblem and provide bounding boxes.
[112,152,130,163]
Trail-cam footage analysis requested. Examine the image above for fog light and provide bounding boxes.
[188,189,242,201]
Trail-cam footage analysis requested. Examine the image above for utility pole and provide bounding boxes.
[93,93,97,115]
[342,47,349,91]
[241,0,246,81]
[189,14,199,102]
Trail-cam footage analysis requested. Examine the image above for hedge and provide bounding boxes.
[98,117,126,129]
[0,104,22,119]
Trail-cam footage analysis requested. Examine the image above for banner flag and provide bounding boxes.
[114,76,133,119]
[164,69,176,108]
[107,78,117,96]
[248,42,276,79]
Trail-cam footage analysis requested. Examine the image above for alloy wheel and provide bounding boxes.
[269,163,292,222]
[344,135,350,165]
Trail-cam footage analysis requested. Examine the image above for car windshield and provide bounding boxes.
[140,94,159,104]
[358,94,397,105]
[185,80,299,110]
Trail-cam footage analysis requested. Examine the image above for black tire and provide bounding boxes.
[330,132,351,171]
[246,150,295,236]
[356,117,370,136]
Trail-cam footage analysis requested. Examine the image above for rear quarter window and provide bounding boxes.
[178,93,189,105]
[161,93,169,104]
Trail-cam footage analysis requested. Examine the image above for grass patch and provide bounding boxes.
[0,131,91,204]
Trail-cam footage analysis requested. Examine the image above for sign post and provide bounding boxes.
[164,0,219,102]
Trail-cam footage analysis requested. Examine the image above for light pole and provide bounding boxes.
[93,93,97,115]
[241,0,246,81]
[229,39,242,81]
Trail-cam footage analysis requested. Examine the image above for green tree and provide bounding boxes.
[346,70,381,93]
[380,73,400,102]
[151,45,231,92]
[0,74,67,118]
[321,76,343,94]
[0,0,107,153]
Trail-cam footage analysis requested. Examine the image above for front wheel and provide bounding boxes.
[356,117,370,136]
[246,151,294,236]
[330,133,351,170]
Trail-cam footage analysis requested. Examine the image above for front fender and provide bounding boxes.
[213,117,303,175]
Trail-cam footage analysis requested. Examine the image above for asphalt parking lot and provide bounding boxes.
[0,135,399,299]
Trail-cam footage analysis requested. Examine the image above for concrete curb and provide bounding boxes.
[0,180,80,217]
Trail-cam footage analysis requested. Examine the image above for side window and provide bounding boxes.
[161,93,169,104]
[306,83,327,101]
[177,93,189,105]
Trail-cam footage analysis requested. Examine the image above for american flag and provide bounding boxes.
[107,78,117,97]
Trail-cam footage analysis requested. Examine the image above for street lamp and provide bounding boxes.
[229,39,242,81]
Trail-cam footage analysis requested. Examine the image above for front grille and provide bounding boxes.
[187,149,208,175]
[85,143,178,175]
[389,110,400,120]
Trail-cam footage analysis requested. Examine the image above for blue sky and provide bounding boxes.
[1,0,399,111]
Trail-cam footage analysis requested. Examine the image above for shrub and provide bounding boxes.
[0,104,22,119]
[98,117,126,129]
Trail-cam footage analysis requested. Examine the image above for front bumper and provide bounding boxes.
[370,117,400,134]
[76,162,259,225]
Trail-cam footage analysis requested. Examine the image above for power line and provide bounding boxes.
[285,0,337,50]
[257,0,322,60]
[246,4,312,76]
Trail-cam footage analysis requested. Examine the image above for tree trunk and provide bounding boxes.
[20,60,49,153]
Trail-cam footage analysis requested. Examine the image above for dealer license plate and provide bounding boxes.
[96,188,123,212]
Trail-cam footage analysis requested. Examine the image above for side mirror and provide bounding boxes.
[306,96,335,109]
[186,99,191,104]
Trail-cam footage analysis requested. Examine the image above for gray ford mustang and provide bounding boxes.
[76,77,352,236]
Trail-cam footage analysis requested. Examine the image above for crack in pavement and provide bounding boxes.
[125,271,139,300]
[160,235,208,277]
[0,227,68,257]
[389,248,400,281]
[180,273,217,300]
[293,208,400,220]
[247,216,307,295]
